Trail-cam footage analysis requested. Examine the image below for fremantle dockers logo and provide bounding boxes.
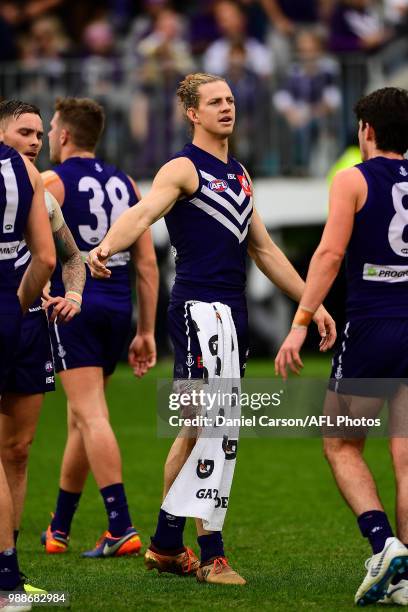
[222,435,238,460]
[196,459,215,479]
[237,174,252,196]
[186,352,194,367]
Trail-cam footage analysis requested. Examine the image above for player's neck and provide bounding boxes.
[60,147,95,163]
[368,148,404,161]
[192,133,229,163]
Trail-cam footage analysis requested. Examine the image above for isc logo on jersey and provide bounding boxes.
[208,179,228,192]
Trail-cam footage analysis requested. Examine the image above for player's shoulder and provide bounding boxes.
[41,169,61,188]
[41,170,65,206]
[331,166,366,192]
[156,156,196,181]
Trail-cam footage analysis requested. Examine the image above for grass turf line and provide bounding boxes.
[20,357,396,610]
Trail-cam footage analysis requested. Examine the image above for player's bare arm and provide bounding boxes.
[53,222,85,294]
[87,157,197,277]
[45,221,86,324]
[39,177,85,322]
[275,167,366,379]
[248,207,306,300]
[248,207,336,351]
[128,179,159,378]
[18,156,56,312]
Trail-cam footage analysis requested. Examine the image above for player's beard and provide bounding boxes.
[50,147,61,165]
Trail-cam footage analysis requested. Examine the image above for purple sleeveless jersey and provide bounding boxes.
[51,157,138,301]
[165,143,253,310]
[346,157,408,319]
[0,143,33,392]
[0,143,33,294]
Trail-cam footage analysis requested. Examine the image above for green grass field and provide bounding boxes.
[19,357,398,611]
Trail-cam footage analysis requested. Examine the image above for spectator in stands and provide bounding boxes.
[328,0,389,53]
[223,41,271,171]
[125,0,173,57]
[129,7,193,175]
[203,0,274,78]
[135,7,193,83]
[29,14,71,60]
[274,28,341,174]
[261,0,323,36]
[0,2,18,61]
[384,0,408,37]
[184,0,220,57]
[258,0,333,71]
[16,15,70,102]
[81,18,122,96]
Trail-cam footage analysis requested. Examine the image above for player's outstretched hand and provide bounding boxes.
[86,245,112,279]
[275,327,306,380]
[312,305,337,352]
[128,332,157,378]
[43,295,80,324]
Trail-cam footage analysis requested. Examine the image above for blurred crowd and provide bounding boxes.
[0,0,408,177]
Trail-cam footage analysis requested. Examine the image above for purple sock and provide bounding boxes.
[357,510,394,554]
[51,488,81,535]
[0,548,20,590]
[100,483,132,537]
[197,532,225,563]
[151,509,186,551]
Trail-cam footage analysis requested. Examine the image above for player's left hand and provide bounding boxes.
[128,332,157,378]
[43,295,81,324]
[312,305,337,352]
[275,326,306,380]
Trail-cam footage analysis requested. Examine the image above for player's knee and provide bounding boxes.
[2,438,32,469]
[389,440,408,474]
[165,438,196,470]
[323,438,360,465]
[323,437,341,462]
[71,410,108,433]
[69,402,105,428]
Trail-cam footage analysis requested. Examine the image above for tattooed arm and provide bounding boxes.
[54,222,86,296]
[43,191,86,323]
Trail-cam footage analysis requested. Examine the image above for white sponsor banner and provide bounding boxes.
[0,240,20,260]
[363,263,408,282]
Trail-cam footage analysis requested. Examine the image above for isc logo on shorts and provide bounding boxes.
[46,376,55,384]
[208,180,228,192]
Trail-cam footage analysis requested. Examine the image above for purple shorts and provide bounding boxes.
[0,293,22,394]
[167,302,249,380]
[49,293,132,376]
[4,306,55,395]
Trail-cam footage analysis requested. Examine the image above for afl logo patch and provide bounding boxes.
[45,360,53,373]
[208,179,228,192]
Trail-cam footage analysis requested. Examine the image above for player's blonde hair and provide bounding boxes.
[176,73,227,127]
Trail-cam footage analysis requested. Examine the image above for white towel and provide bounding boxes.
[162,301,241,531]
